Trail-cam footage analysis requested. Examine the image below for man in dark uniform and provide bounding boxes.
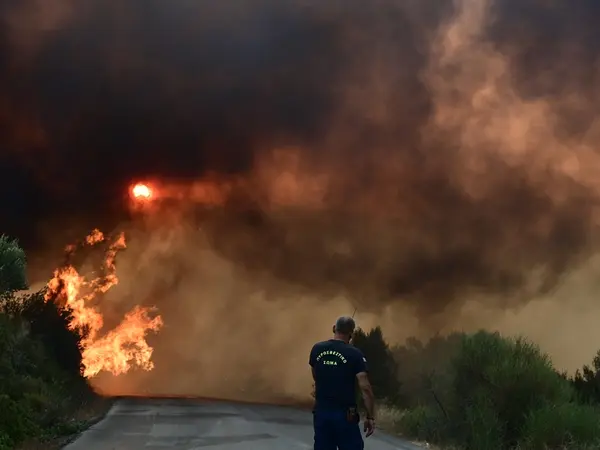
[309,316,376,450]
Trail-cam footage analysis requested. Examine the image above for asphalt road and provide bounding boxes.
[63,397,423,449]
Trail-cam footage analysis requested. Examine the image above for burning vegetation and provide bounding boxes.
[45,229,163,378]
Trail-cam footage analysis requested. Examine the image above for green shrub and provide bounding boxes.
[0,309,90,444]
[569,350,600,406]
[0,394,39,444]
[0,235,28,293]
[461,391,504,450]
[19,291,85,377]
[0,432,12,450]
[518,402,600,449]
[0,235,99,447]
[391,330,600,449]
[450,331,573,449]
[392,333,463,409]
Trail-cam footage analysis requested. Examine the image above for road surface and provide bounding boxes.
[63,397,423,449]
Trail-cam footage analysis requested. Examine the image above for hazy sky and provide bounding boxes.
[4,1,600,395]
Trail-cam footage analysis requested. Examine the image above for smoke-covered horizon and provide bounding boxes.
[4,0,600,399]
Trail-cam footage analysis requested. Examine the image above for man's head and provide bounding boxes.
[333,316,356,343]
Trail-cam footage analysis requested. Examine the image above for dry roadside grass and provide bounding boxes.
[17,396,114,450]
[376,405,456,450]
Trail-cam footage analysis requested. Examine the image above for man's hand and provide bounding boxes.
[363,417,375,438]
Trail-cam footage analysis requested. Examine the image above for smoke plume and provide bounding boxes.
[3,0,600,399]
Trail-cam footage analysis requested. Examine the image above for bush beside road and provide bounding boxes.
[354,328,600,450]
[0,236,111,449]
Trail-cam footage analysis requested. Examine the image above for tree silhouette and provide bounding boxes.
[571,350,600,404]
[353,326,403,404]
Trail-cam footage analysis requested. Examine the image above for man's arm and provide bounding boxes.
[309,344,318,391]
[309,344,318,371]
[353,351,375,420]
[356,372,376,420]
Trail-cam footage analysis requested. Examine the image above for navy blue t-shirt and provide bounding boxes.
[309,339,368,411]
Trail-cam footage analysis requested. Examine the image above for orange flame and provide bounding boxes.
[45,229,163,378]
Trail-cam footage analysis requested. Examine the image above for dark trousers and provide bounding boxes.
[313,409,364,450]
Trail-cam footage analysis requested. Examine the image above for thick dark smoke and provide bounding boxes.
[3,0,600,395]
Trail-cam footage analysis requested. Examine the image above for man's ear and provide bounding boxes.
[332,325,336,334]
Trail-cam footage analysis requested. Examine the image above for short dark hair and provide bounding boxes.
[334,316,356,335]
